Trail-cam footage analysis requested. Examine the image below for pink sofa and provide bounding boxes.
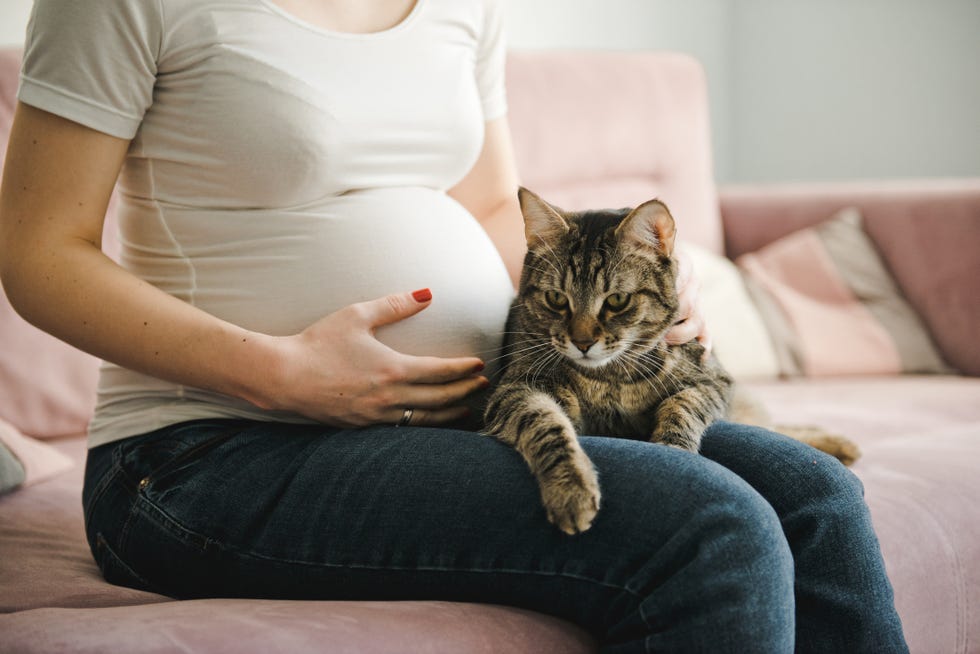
[2,46,979,653]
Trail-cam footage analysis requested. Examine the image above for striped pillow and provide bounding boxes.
[736,208,951,377]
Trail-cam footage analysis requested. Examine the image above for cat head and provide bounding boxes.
[516,187,680,371]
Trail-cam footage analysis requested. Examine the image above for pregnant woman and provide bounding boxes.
[0,0,907,651]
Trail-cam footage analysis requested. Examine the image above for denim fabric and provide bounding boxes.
[83,420,907,653]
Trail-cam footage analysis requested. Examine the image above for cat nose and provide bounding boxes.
[571,338,597,354]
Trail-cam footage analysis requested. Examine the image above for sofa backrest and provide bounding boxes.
[506,50,722,253]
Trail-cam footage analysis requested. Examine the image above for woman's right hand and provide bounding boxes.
[260,289,488,428]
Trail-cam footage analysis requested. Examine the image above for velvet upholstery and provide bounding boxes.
[506,50,722,254]
[1,46,979,653]
[721,180,980,376]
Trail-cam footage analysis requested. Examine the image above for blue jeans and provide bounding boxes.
[82,420,908,653]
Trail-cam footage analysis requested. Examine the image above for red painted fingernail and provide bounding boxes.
[412,288,432,303]
[473,361,486,372]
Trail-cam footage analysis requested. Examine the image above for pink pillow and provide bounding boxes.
[0,289,100,439]
[0,417,73,489]
[737,208,951,377]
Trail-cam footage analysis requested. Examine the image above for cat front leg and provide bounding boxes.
[484,387,600,535]
[650,385,729,453]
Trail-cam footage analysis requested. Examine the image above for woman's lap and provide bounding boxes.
[83,419,905,653]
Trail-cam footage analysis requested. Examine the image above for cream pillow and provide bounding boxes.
[681,242,781,380]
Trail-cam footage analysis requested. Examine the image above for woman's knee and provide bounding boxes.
[701,421,866,516]
[689,462,795,580]
[579,439,795,649]
[581,437,794,586]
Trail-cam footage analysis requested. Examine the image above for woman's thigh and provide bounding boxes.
[84,419,794,645]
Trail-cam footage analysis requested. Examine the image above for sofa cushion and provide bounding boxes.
[0,290,101,439]
[506,51,723,254]
[736,208,950,377]
[0,440,25,495]
[0,418,73,491]
[0,277,104,440]
[0,599,596,654]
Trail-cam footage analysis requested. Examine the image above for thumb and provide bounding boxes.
[359,288,433,329]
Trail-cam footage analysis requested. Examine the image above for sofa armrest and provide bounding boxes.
[719,179,980,376]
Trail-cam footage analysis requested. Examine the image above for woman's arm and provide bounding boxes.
[0,103,485,427]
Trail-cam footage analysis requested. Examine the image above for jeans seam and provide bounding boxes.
[132,488,641,598]
[233,546,644,598]
[83,453,124,528]
[95,532,158,592]
[134,492,214,551]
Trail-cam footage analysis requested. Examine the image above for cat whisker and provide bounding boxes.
[526,349,562,389]
[502,343,556,365]
[505,342,560,371]
[618,350,674,398]
[618,352,663,392]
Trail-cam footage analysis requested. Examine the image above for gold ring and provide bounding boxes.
[397,408,414,427]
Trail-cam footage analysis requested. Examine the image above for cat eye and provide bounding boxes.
[544,290,569,310]
[605,293,631,311]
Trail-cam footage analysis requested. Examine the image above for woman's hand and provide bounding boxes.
[262,289,488,428]
[665,248,713,356]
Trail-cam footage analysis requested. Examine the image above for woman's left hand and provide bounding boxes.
[665,248,712,357]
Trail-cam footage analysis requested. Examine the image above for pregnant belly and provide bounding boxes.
[156,187,515,372]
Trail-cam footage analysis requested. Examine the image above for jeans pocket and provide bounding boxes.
[123,421,244,492]
[94,531,157,593]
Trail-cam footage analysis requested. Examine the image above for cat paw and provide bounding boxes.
[539,459,601,535]
[651,430,700,453]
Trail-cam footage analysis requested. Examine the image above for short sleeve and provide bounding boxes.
[475,0,507,121]
[18,0,162,140]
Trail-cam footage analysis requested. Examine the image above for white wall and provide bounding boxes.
[0,1,30,48]
[731,0,980,183]
[505,0,980,184]
[2,0,978,183]
[503,1,736,181]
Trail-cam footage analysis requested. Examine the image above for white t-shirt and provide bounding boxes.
[19,0,516,447]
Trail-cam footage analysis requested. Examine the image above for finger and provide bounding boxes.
[674,278,699,324]
[664,283,702,345]
[400,354,486,384]
[395,375,490,410]
[664,316,701,346]
[699,332,714,361]
[693,299,711,347]
[354,288,433,329]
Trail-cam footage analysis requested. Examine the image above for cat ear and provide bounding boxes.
[615,199,676,256]
[518,187,569,249]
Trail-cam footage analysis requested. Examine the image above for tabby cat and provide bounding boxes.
[484,188,733,535]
